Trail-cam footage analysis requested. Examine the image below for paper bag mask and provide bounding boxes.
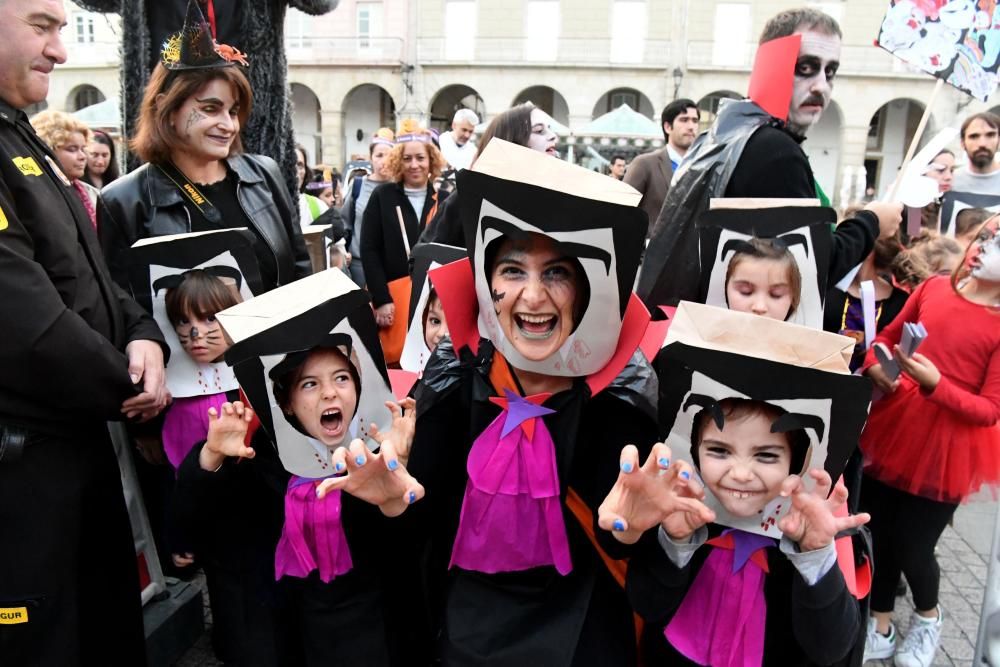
[400,243,467,373]
[939,190,1000,237]
[656,302,870,537]
[697,205,835,329]
[219,269,395,479]
[128,229,263,398]
[458,139,646,376]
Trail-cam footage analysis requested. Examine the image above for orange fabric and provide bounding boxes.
[379,277,411,364]
[487,352,519,396]
[566,488,644,652]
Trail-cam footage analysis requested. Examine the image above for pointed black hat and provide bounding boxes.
[161,0,247,71]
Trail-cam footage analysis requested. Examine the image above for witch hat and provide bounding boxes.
[161,0,248,70]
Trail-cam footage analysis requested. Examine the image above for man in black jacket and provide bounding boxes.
[637,8,902,309]
[0,2,169,664]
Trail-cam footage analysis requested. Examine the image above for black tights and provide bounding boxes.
[860,475,958,613]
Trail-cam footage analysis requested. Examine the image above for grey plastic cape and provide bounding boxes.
[636,99,781,309]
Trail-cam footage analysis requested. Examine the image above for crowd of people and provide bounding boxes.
[2,2,1000,667]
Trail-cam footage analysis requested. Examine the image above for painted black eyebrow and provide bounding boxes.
[771,412,825,443]
[481,215,612,274]
[720,233,809,262]
[152,265,244,296]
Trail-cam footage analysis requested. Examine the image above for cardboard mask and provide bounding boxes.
[939,190,1000,237]
[697,205,835,329]
[400,243,467,373]
[128,229,263,398]
[219,270,395,479]
[657,302,870,537]
[457,139,646,376]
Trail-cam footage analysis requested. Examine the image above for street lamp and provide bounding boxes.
[672,67,684,100]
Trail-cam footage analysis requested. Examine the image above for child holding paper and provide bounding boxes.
[861,218,1000,666]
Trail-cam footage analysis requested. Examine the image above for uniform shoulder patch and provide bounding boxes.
[12,156,42,177]
[0,606,28,624]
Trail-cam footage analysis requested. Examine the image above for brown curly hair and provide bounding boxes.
[384,135,446,184]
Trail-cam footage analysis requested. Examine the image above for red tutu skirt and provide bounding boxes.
[861,377,1000,503]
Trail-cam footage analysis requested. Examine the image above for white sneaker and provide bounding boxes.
[865,616,897,661]
[894,607,943,667]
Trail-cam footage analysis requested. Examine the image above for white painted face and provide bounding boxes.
[786,30,841,136]
[969,218,1000,281]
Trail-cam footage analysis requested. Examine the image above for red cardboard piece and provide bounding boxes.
[639,305,675,362]
[388,369,419,401]
[586,294,650,396]
[428,257,480,355]
[747,34,801,122]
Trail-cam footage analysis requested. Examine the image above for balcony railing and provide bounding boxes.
[285,36,405,65]
[417,37,672,67]
[686,41,927,78]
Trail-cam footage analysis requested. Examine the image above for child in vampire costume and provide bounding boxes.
[405,140,660,666]
[71,0,337,193]
[695,205,835,328]
[175,270,418,666]
[628,304,873,666]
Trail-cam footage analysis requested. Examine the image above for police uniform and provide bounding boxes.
[0,98,167,665]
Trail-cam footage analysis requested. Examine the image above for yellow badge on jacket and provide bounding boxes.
[0,606,28,624]
[0,205,8,231]
[12,156,42,177]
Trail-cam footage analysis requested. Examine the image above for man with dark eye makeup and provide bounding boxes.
[638,7,902,314]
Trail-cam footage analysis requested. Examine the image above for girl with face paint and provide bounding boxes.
[859,217,1000,664]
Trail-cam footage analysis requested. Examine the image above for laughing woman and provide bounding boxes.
[405,140,655,666]
[361,122,448,334]
[98,9,309,293]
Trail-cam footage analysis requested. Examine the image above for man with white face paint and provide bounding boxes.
[637,8,902,314]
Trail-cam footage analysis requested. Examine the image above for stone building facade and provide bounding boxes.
[51,0,1000,206]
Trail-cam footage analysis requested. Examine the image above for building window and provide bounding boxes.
[445,0,476,61]
[72,86,105,112]
[524,0,559,62]
[608,88,639,112]
[358,2,383,51]
[285,8,308,48]
[806,1,844,24]
[75,14,95,44]
[610,0,646,64]
[712,3,751,67]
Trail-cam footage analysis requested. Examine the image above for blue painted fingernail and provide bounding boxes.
[388,459,399,471]
[408,491,417,504]
[620,461,633,473]
[355,455,366,466]
[680,471,690,480]
[335,461,345,472]
[613,519,625,532]
[658,457,670,468]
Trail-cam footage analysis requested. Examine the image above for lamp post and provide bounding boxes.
[672,67,684,100]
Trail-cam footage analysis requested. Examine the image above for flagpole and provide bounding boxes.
[887,77,944,201]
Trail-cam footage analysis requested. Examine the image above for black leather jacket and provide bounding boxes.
[98,153,311,291]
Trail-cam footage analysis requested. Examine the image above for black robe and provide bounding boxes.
[627,524,862,666]
[407,341,658,666]
[176,430,401,666]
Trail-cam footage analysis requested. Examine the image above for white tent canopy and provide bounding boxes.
[72,95,121,131]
